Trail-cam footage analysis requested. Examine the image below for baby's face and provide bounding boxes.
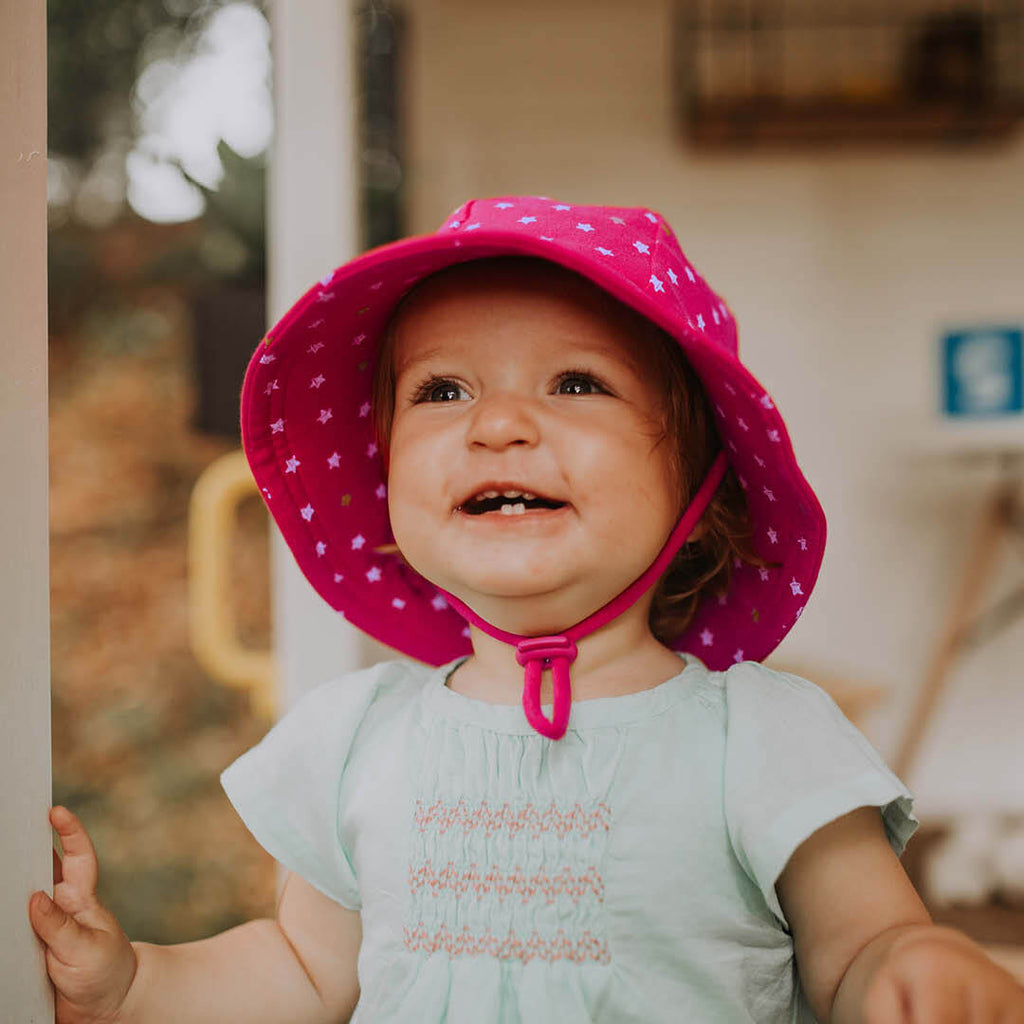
[386,260,682,635]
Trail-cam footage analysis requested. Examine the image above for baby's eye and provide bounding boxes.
[556,372,607,396]
[413,378,470,403]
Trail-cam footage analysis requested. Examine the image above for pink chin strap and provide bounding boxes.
[441,452,729,740]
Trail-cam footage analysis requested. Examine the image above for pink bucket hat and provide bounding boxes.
[241,196,826,736]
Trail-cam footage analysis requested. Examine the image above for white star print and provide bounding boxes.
[720,303,729,319]
[370,281,383,290]
[351,534,366,550]
[318,409,333,424]
[317,291,334,303]
[517,215,537,224]
[798,537,808,550]
[696,314,705,330]
[461,626,471,639]
[794,606,805,619]
[391,597,406,610]
[352,333,366,346]
[262,488,272,500]
[264,380,279,396]
[333,572,344,583]
[449,220,461,229]
[327,452,341,468]
[464,223,481,231]
[315,541,327,556]
[725,383,737,395]
[790,579,804,596]
[767,430,780,443]
[270,418,285,434]
[738,474,746,488]
[552,204,571,211]
[633,241,650,254]
[285,456,300,473]
[540,236,554,241]
[366,442,378,458]
[366,566,382,582]
[376,483,387,499]
[760,394,774,409]
[712,309,720,324]
[576,222,595,232]
[644,212,657,223]
[759,567,770,581]
[700,628,714,646]
[767,527,778,544]
[610,216,625,225]
[685,266,695,282]
[649,274,664,292]
[320,272,335,287]
[494,202,514,209]
[667,268,678,285]
[737,417,748,431]
[359,402,371,418]
[431,593,448,611]
[595,247,614,256]
[763,487,776,502]
[733,649,744,662]
[309,319,325,330]
[307,341,325,354]
[300,504,314,521]
[310,374,326,389]
[259,354,276,365]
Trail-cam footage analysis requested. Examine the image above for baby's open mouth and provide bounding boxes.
[459,490,567,517]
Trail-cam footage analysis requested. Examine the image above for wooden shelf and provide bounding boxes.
[688,97,1023,147]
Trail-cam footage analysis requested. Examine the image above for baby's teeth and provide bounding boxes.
[482,490,500,499]
[522,492,536,500]
[499,503,526,515]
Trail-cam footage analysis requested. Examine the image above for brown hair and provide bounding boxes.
[370,259,771,646]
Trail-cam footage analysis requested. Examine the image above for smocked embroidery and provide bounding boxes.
[403,922,611,965]
[407,796,613,965]
[413,798,611,839]
[409,860,605,905]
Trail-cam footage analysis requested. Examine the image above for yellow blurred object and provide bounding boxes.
[188,448,276,719]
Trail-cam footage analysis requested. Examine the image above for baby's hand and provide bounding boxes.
[28,806,137,1024]
[862,925,1024,1023]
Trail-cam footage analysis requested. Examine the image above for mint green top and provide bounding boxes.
[221,655,918,1023]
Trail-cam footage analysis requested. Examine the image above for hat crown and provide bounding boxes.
[436,196,738,360]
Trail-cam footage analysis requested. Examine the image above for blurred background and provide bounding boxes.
[46,0,1023,960]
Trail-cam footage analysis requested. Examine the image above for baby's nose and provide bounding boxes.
[467,392,540,449]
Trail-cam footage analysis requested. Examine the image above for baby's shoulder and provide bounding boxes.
[283,657,435,736]
[685,657,843,725]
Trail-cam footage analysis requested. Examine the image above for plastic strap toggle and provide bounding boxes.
[515,635,578,740]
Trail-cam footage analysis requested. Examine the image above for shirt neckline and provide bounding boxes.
[423,652,709,734]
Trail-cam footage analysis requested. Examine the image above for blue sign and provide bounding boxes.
[942,327,1023,418]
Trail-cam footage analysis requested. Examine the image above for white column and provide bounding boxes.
[0,0,55,1017]
[268,0,365,710]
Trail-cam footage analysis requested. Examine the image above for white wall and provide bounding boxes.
[403,0,1024,817]
[1,0,56,1016]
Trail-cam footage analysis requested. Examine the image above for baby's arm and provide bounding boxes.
[777,805,1024,1023]
[29,806,361,1024]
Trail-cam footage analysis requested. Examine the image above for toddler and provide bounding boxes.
[31,197,1024,1022]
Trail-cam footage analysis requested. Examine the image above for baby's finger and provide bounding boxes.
[28,890,93,963]
[50,805,99,896]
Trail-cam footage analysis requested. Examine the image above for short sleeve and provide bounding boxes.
[722,661,919,929]
[220,662,396,910]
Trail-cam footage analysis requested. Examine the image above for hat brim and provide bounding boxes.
[242,214,825,669]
